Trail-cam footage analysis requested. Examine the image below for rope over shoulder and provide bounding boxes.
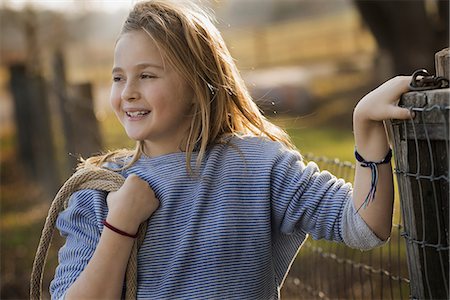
[30,166,147,300]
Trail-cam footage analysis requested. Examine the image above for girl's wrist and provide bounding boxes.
[353,112,390,161]
[353,102,382,128]
[102,220,139,238]
[106,212,140,235]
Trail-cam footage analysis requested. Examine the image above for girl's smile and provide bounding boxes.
[124,109,151,120]
[110,30,194,157]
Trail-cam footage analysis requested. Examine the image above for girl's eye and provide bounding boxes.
[112,76,123,82]
[141,74,156,79]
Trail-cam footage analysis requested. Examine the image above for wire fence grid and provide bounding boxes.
[282,89,449,300]
[390,89,449,300]
[282,154,410,300]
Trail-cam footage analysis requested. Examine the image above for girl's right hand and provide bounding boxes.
[106,174,159,234]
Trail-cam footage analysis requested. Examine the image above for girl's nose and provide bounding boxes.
[121,81,140,101]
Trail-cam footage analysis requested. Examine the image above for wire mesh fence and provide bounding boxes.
[282,154,410,300]
[282,88,449,300]
[390,88,449,299]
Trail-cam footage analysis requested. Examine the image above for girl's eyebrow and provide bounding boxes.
[136,62,164,70]
[112,63,164,74]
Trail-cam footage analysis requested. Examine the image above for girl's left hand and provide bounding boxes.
[354,76,414,124]
[351,76,414,239]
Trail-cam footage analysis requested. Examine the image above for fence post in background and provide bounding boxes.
[28,74,61,194]
[390,50,449,299]
[6,7,61,195]
[9,64,36,176]
[435,48,449,79]
[8,64,60,195]
[53,51,103,172]
[53,49,75,175]
[67,82,103,167]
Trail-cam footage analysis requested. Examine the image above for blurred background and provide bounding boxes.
[1,0,448,299]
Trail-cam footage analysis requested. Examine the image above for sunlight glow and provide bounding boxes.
[3,0,136,12]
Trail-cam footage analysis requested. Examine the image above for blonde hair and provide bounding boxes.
[82,0,295,172]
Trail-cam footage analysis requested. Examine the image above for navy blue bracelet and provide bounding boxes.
[354,148,392,212]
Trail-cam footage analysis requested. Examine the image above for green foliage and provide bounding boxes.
[286,126,355,162]
[100,114,134,151]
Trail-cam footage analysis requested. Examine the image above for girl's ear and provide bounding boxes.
[190,96,197,108]
[188,86,196,106]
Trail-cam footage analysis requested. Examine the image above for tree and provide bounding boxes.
[354,0,449,76]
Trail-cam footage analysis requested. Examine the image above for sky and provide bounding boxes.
[2,0,136,12]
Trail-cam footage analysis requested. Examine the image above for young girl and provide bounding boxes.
[50,1,413,299]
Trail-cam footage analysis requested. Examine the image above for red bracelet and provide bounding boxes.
[102,220,138,238]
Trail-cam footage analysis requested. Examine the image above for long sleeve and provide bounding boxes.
[270,148,384,249]
[50,189,107,299]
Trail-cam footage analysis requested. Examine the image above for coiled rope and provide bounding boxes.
[30,166,148,299]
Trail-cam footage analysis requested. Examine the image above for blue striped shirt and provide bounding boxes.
[50,136,383,299]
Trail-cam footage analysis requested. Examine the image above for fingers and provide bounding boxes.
[125,173,140,182]
[387,76,415,120]
[124,173,149,187]
[355,75,416,123]
[391,75,412,93]
[378,76,412,102]
[389,106,415,120]
[107,173,158,224]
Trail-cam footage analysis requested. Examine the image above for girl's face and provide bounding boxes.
[110,30,194,157]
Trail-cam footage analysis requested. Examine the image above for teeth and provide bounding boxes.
[126,111,149,117]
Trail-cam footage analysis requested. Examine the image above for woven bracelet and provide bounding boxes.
[354,148,392,212]
[102,220,139,238]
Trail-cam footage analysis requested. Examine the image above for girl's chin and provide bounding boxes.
[125,131,147,142]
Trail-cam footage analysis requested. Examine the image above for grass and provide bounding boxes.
[286,126,355,162]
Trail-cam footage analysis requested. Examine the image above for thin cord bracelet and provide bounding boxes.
[102,220,139,238]
[354,148,392,213]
